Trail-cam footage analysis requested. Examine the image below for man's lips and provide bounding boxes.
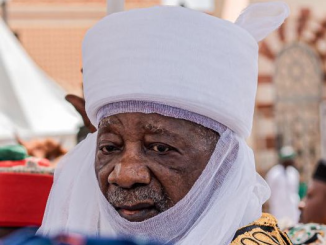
[115,202,159,222]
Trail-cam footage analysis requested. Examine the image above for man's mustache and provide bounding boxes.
[106,186,171,212]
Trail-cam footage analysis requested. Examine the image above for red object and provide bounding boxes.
[0,157,51,168]
[0,172,53,227]
[0,159,27,168]
[0,158,51,168]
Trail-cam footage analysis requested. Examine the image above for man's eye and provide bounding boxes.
[152,144,170,153]
[100,145,119,154]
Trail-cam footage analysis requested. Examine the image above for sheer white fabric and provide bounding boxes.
[235,1,290,42]
[38,105,270,245]
[37,2,290,244]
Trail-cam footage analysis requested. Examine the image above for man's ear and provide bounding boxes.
[65,94,97,133]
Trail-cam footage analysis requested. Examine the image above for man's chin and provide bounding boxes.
[117,207,160,222]
[299,215,308,224]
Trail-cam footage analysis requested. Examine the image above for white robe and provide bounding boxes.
[266,164,300,224]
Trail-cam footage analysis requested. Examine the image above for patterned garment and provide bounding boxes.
[285,223,326,245]
[231,213,293,245]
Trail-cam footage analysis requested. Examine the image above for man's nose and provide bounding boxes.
[108,155,151,189]
[298,199,306,211]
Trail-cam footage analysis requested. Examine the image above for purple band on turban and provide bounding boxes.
[97,100,227,135]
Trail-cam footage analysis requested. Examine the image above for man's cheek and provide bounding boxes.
[161,178,190,203]
[97,168,110,192]
[309,199,321,221]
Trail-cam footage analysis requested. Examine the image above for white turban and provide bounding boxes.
[38,2,289,245]
[83,1,289,138]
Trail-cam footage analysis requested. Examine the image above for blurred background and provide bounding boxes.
[0,0,325,185]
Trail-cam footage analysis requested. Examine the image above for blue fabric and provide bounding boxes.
[1,227,52,245]
[1,228,163,245]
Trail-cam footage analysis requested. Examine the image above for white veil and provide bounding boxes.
[38,102,270,245]
[38,2,290,244]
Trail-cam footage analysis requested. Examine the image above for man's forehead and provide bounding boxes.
[97,112,207,135]
[98,113,177,129]
[312,179,326,190]
[99,116,121,127]
[307,180,326,198]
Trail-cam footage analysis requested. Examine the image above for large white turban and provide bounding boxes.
[38,2,289,245]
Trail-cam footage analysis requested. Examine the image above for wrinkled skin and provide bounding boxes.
[299,179,326,224]
[95,113,219,222]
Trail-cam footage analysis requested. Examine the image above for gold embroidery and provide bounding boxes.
[253,231,280,244]
[240,237,260,245]
[231,213,292,245]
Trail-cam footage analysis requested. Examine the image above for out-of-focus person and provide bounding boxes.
[266,146,300,225]
[0,145,53,238]
[299,159,326,224]
[284,160,326,245]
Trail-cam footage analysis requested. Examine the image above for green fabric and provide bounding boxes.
[0,145,28,161]
[299,182,308,200]
[279,152,296,161]
[286,223,326,244]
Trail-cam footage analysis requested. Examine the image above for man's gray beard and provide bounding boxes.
[106,186,172,213]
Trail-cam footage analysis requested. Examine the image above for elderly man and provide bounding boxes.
[38,2,292,245]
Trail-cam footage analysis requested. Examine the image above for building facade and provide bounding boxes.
[2,0,160,95]
[251,0,326,180]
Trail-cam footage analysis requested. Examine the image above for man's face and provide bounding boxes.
[95,113,219,222]
[299,180,326,224]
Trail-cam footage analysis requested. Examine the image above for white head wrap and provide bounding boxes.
[38,2,289,245]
